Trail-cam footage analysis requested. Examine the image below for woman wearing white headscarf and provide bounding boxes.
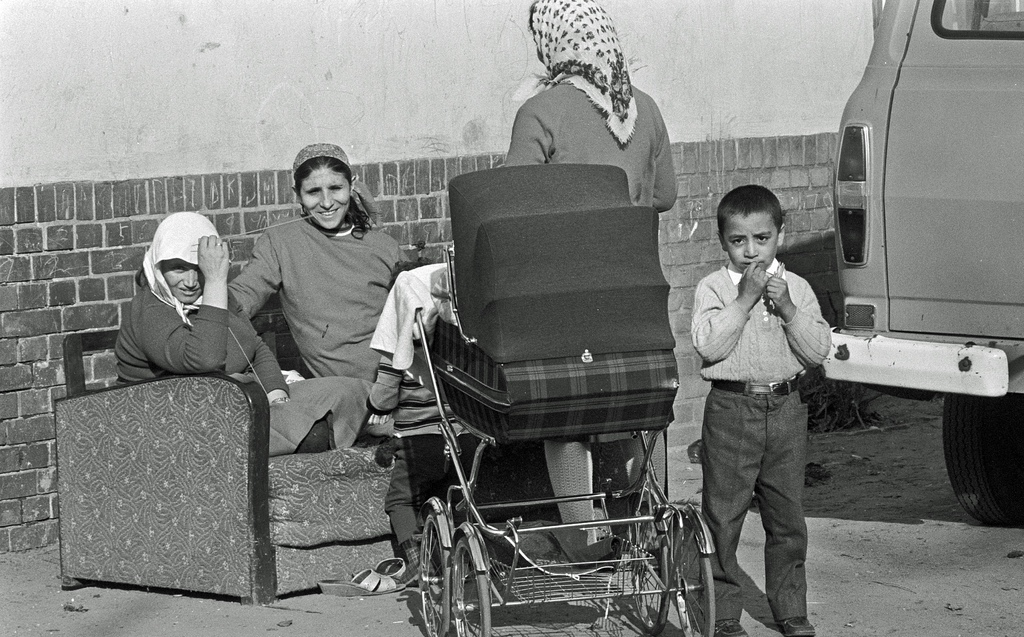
[115,212,382,455]
[506,0,677,211]
[505,0,678,544]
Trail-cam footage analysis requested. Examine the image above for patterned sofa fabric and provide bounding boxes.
[56,376,272,599]
[268,445,393,547]
[55,367,399,602]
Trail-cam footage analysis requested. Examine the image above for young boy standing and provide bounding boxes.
[691,185,831,637]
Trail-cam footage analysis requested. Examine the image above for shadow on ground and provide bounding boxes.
[403,589,696,637]
[801,394,974,525]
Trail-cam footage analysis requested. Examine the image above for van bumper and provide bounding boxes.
[822,330,1008,397]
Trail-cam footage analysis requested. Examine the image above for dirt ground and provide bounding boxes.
[801,392,972,524]
[2,394,1022,637]
[793,393,1022,636]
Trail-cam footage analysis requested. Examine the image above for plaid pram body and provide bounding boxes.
[438,164,679,443]
[431,319,677,443]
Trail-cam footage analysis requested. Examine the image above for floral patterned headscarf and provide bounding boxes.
[529,0,637,147]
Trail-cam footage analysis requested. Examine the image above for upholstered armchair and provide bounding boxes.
[54,330,395,604]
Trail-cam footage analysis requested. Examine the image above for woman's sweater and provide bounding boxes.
[691,267,831,383]
[116,288,287,395]
[505,84,677,212]
[228,219,404,381]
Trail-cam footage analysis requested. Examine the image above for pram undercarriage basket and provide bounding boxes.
[415,164,716,637]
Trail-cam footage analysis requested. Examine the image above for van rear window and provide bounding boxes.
[934,0,1024,37]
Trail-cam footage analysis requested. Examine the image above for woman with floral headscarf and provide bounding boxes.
[505,0,678,546]
[506,0,677,211]
[115,211,380,455]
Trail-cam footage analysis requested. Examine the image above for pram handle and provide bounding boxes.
[443,244,476,345]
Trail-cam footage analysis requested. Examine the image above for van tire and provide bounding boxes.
[942,394,1024,525]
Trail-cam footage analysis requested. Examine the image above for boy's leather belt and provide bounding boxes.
[712,376,800,396]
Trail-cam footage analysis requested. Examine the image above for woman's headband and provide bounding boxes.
[293,143,351,172]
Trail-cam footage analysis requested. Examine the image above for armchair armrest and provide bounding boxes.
[54,373,276,603]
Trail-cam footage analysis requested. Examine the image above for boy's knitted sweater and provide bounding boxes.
[691,267,831,383]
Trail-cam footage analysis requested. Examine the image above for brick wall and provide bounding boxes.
[0,132,838,551]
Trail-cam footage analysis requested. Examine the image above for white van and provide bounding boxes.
[824,0,1024,524]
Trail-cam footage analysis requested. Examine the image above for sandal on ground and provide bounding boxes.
[374,557,406,580]
[375,557,417,588]
[318,569,401,597]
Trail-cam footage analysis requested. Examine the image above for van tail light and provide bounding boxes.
[835,125,868,265]
[836,208,866,263]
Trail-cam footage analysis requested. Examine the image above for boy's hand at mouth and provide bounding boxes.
[765,263,797,321]
[737,261,770,310]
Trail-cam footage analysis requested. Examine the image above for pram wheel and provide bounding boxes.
[451,529,491,637]
[629,497,671,635]
[421,498,454,637]
[670,504,716,637]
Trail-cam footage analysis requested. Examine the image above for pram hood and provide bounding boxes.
[448,164,675,364]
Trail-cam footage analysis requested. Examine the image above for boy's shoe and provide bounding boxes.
[398,538,421,589]
[394,564,418,588]
[778,616,816,637]
[713,619,749,637]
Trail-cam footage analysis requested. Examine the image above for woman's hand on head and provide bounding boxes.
[196,235,229,309]
[197,236,230,284]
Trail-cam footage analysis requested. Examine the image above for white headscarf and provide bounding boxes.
[142,212,220,325]
[529,0,637,147]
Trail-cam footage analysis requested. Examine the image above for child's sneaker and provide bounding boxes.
[778,617,815,637]
[713,618,748,637]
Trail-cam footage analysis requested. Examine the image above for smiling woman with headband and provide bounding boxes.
[115,211,380,455]
[228,143,405,385]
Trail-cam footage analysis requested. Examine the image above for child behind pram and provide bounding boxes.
[367,261,474,587]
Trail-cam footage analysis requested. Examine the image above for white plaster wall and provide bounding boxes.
[0,0,873,187]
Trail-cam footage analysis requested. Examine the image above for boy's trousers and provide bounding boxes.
[700,387,809,622]
[385,433,477,545]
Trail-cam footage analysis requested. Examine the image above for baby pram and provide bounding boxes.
[416,164,716,637]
